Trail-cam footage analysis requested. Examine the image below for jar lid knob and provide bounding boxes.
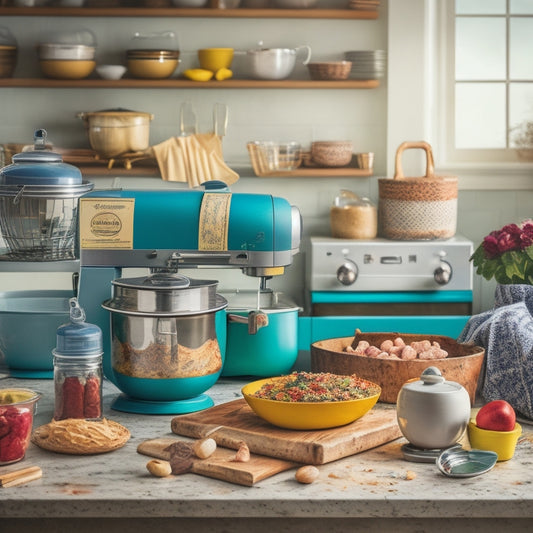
[33,129,47,150]
[420,366,445,385]
[69,297,86,323]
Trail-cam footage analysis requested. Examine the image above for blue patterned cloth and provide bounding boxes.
[458,284,533,420]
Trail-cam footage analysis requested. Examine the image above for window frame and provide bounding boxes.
[442,0,533,165]
[386,0,533,191]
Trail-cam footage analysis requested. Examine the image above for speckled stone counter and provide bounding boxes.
[1,374,533,533]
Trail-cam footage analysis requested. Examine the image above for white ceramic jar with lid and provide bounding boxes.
[396,366,471,450]
[330,189,377,239]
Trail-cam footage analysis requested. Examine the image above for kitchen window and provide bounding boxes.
[445,0,533,164]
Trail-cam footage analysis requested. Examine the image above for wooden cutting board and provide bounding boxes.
[171,399,402,465]
[137,437,297,486]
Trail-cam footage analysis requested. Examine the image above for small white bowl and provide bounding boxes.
[96,64,127,80]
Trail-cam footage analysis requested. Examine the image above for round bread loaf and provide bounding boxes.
[32,418,130,455]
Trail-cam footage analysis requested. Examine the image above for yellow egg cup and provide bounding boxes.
[468,419,522,461]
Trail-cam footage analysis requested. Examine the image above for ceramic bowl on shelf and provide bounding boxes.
[126,49,180,79]
[96,64,127,80]
[127,57,180,79]
[197,48,234,72]
[39,59,96,79]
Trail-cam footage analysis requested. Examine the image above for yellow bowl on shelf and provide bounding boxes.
[127,57,179,79]
[241,374,381,430]
[467,420,522,461]
[39,59,95,80]
[197,48,234,72]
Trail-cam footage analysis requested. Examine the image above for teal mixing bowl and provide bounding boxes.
[0,290,72,378]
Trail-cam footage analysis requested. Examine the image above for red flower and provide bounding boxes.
[482,224,523,258]
[472,219,533,285]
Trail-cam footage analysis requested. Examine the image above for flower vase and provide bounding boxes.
[459,283,533,420]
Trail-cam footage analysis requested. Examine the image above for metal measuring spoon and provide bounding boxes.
[437,446,498,478]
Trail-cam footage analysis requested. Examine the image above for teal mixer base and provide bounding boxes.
[111,393,214,415]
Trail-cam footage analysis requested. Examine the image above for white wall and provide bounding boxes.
[1,1,531,314]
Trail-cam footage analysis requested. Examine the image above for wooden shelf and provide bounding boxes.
[253,166,373,177]
[21,149,373,178]
[0,6,378,19]
[0,78,380,89]
[69,162,373,179]
[74,164,373,178]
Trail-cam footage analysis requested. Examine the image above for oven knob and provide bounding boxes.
[434,261,452,285]
[337,261,358,285]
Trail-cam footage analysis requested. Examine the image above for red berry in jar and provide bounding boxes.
[0,389,41,465]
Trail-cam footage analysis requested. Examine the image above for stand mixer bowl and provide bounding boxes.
[102,272,227,408]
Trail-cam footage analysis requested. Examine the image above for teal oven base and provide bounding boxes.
[297,290,473,358]
[298,315,471,351]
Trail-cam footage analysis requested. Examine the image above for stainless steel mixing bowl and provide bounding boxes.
[102,273,228,401]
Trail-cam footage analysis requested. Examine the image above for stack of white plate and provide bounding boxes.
[344,50,386,80]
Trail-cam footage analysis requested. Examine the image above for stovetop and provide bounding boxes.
[307,235,474,293]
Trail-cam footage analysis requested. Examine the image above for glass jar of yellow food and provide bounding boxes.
[330,190,377,239]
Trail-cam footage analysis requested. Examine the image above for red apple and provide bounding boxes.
[476,400,516,432]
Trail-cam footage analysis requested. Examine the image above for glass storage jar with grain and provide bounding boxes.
[330,190,377,239]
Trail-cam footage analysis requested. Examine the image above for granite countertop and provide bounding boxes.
[1,374,533,532]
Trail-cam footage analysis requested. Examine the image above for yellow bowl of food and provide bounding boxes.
[39,59,95,80]
[241,371,381,430]
[468,420,522,461]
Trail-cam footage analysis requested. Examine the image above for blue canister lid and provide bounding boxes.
[54,298,103,358]
[0,129,82,186]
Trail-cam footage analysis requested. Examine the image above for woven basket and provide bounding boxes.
[307,61,352,81]
[378,141,457,240]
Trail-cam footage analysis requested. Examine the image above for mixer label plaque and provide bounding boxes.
[198,193,231,251]
[79,198,134,249]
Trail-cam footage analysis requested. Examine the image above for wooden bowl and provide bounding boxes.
[311,332,485,404]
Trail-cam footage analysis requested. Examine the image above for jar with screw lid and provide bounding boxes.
[53,298,103,420]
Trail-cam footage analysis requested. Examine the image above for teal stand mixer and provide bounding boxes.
[77,183,301,415]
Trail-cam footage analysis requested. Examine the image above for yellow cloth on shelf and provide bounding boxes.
[151,133,239,187]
